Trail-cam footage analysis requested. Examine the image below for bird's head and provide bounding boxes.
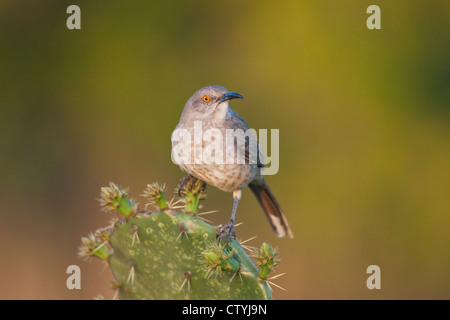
[181,85,244,120]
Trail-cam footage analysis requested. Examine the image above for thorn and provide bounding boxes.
[239,236,257,245]
[240,244,257,253]
[179,278,187,292]
[176,224,189,242]
[168,197,184,209]
[229,271,244,284]
[264,273,287,292]
[229,272,236,283]
[267,272,286,280]
[93,241,108,253]
[206,269,215,280]
[169,205,185,210]
[196,215,213,224]
[179,271,191,293]
[266,280,287,291]
[239,236,258,252]
[131,226,140,247]
[127,264,135,285]
[197,210,219,216]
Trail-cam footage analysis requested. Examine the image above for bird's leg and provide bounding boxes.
[217,190,242,243]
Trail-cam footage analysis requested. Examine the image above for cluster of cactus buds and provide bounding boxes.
[202,242,241,276]
[177,175,207,213]
[142,182,168,210]
[78,233,112,261]
[98,182,138,217]
[252,243,280,280]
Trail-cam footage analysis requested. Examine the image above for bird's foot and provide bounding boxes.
[216,219,236,244]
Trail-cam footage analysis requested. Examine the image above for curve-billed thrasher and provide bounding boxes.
[172,85,293,241]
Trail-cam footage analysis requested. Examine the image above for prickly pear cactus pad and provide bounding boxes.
[79,181,283,300]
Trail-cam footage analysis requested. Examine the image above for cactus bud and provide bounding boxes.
[142,182,168,210]
[98,182,137,217]
[252,243,280,280]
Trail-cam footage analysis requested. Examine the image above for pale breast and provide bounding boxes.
[172,118,261,192]
[184,163,257,192]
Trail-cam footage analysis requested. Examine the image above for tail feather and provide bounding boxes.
[249,181,293,238]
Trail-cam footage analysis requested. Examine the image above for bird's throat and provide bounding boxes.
[211,102,229,123]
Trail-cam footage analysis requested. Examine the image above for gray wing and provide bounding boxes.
[225,110,264,167]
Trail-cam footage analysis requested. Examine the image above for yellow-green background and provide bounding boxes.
[0,1,448,299]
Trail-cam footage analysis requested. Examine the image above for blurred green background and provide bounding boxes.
[0,0,449,299]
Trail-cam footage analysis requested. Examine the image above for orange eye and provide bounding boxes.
[202,95,210,103]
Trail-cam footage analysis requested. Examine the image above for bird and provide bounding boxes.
[171,85,293,242]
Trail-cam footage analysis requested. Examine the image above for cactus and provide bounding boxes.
[252,243,280,280]
[79,180,283,300]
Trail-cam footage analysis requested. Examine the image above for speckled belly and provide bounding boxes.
[180,163,257,192]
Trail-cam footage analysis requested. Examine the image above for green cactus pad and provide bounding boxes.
[81,182,282,300]
[109,211,271,300]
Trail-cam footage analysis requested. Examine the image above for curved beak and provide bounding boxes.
[218,91,244,104]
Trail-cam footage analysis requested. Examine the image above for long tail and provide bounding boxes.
[248,181,294,238]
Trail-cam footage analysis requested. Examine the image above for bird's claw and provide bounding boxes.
[216,220,236,244]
